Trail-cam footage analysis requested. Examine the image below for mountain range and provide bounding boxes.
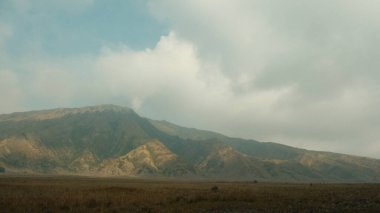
[1,104,379,182]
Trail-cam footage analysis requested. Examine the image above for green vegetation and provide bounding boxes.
[1,105,380,182]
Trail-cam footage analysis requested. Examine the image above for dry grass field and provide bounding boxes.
[1,176,380,212]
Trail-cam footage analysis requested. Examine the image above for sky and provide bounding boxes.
[1,0,380,158]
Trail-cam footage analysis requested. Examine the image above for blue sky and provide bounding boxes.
[1,0,167,57]
[1,0,380,158]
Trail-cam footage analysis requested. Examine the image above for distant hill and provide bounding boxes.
[1,104,379,182]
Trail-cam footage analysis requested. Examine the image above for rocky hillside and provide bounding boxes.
[1,105,380,182]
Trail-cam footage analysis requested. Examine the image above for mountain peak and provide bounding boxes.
[0,104,133,122]
[77,104,132,113]
[1,106,380,181]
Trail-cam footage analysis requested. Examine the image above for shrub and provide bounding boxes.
[211,185,219,193]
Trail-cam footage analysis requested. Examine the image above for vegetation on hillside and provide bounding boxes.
[1,105,380,182]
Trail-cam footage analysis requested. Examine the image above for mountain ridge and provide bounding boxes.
[0,104,132,122]
[0,105,379,182]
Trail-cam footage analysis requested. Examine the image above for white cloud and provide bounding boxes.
[1,0,380,158]
[27,65,80,104]
[95,32,230,116]
[143,0,380,157]
[0,22,12,60]
[93,32,298,142]
[0,70,24,113]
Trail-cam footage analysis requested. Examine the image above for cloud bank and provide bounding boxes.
[1,0,380,158]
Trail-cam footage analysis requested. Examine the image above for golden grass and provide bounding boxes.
[1,176,380,212]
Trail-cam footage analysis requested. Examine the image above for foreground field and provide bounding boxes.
[0,176,380,212]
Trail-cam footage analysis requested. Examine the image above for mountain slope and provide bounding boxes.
[0,105,380,182]
[151,119,380,181]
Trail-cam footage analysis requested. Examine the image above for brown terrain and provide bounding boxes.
[1,105,380,212]
[1,175,380,213]
[1,105,380,182]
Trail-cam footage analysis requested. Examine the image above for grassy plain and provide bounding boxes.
[0,175,380,212]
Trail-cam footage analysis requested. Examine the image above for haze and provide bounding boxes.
[1,0,379,158]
